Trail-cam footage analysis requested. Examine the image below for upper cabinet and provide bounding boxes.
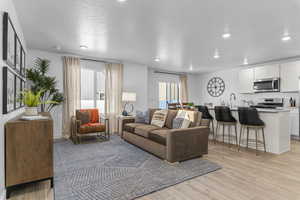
[280,61,300,92]
[254,65,280,80]
[238,68,254,94]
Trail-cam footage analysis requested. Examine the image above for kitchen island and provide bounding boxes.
[208,108,290,154]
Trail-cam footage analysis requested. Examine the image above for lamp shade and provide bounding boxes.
[122,92,136,102]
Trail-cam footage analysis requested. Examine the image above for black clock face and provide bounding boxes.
[207,77,225,97]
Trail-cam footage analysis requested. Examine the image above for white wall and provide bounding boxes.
[27,49,63,139]
[27,49,149,137]
[187,74,201,104]
[0,0,27,198]
[197,67,299,108]
[123,63,148,112]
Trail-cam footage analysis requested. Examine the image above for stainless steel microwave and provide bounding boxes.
[253,78,280,93]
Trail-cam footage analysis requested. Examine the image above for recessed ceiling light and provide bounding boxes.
[222,33,231,39]
[117,0,127,2]
[243,58,248,65]
[189,65,193,71]
[80,45,88,50]
[281,35,291,41]
[214,50,220,59]
[154,57,160,62]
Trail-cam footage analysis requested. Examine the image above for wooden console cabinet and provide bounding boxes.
[5,112,53,198]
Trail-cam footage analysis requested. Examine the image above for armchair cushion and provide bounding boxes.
[79,109,99,123]
[78,123,106,134]
[76,111,90,125]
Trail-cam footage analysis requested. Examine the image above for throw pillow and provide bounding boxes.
[151,110,168,128]
[135,110,150,123]
[172,117,184,129]
[173,110,191,129]
[135,111,146,123]
[76,111,90,125]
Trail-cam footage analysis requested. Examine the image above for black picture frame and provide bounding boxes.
[21,47,26,77]
[3,12,16,68]
[15,75,21,109]
[15,35,22,74]
[20,80,25,107]
[3,67,16,114]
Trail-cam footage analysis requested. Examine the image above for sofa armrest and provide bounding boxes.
[120,118,135,137]
[200,119,210,127]
[166,127,209,163]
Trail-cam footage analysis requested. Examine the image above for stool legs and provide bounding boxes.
[255,129,258,155]
[246,127,249,149]
[211,120,216,143]
[238,125,243,151]
[262,128,266,152]
[222,124,225,143]
[239,126,266,155]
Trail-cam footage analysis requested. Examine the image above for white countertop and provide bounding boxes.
[208,107,291,113]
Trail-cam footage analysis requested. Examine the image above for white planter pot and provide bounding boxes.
[25,107,38,116]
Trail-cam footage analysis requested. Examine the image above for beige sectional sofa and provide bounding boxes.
[121,109,209,163]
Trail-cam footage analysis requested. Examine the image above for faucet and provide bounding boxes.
[230,93,237,108]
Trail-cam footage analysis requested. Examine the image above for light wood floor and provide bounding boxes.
[9,140,300,200]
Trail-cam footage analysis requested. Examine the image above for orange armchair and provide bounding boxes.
[71,109,109,144]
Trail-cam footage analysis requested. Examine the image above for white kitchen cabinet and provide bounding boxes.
[238,68,254,93]
[254,65,280,80]
[280,61,300,92]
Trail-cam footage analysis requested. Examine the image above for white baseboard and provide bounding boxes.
[0,189,6,200]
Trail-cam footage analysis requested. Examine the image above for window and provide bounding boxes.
[158,81,179,109]
[80,61,105,113]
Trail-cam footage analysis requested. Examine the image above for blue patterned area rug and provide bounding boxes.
[54,135,221,200]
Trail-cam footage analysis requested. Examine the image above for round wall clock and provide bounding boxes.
[207,77,225,97]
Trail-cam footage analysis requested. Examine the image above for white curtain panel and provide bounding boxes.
[62,56,81,138]
[105,63,123,133]
[179,75,189,103]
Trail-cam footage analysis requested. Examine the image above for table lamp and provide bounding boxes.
[122,92,136,116]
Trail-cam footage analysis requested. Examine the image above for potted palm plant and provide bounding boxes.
[21,90,58,116]
[26,58,64,112]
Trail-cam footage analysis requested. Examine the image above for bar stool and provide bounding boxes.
[196,105,215,143]
[238,107,266,155]
[214,106,238,147]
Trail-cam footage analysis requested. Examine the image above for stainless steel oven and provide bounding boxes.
[253,78,280,93]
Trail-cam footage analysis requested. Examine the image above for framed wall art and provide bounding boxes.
[15,36,22,74]
[20,80,25,107]
[15,75,22,109]
[21,47,26,76]
[3,12,16,68]
[3,67,16,114]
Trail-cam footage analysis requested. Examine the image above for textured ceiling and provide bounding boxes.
[12,0,300,73]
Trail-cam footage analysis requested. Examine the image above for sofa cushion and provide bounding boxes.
[165,110,178,129]
[134,125,161,138]
[151,110,168,128]
[124,123,144,133]
[149,129,170,145]
[78,123,106,134]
